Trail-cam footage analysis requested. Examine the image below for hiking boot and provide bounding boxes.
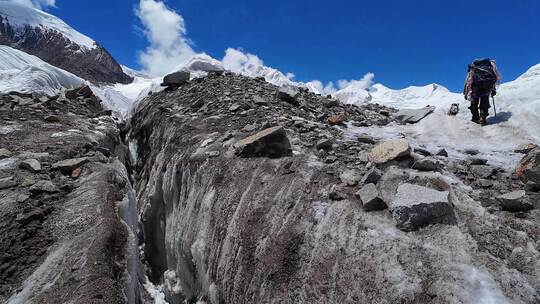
[471,118,480,124]
[479,117,487,126]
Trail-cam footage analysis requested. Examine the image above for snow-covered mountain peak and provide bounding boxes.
[174,53,225,78]
[515,63,540,81]
[369,82,459,109]
[0,1,95,49]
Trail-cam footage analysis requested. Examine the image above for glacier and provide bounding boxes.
[0,45,84,96]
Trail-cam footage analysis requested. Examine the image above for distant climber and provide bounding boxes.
[463,59,501,125]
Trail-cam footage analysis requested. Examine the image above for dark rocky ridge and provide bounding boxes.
[0,15,133,84]
[129,73,539,303]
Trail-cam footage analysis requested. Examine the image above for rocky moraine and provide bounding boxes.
[0,72,539,303]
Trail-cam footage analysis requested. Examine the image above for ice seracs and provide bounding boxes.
[0,45,84,96]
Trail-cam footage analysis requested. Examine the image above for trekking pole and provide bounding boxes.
[492,96,497,117]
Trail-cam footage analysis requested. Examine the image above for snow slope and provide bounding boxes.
[345,63,540,170]
[497,63,540,140]
[0,45,84,96]
[0,1,95,49]
[370,83,462,110]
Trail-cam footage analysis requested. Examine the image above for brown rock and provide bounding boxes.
[516,147,540,186]
[71,167,82,179]
[327,113,347,125]
[52,157,89,175]
[368,139,411,164]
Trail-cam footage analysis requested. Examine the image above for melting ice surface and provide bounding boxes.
[143,281,168,304]
[457,265,510,304]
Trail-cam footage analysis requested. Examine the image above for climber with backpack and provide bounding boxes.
[463,58,501,125]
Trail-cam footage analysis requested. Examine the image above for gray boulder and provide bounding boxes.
[368,139,411,164]
[162,71,190,87]
[361,167,382,185]
[389,183,457,232]
[65,85,94,99]
[242,124,258,133]
[19,159,41,173]
[467,158,488,166]
[29,180,59,194]
[316,138,333,150]
[412,157,440,172]
[471,165,496,179]
[355,183,387,211]
[277,87,300,106]
[394,106,435,124]
[52,157,89,175]
[414,148,432,157]
[0,148,12,159]
[357,135,376,144]
[436,149,448,157]
[464,149,480,156]
[497,190,534,212]
[234,126,292,158]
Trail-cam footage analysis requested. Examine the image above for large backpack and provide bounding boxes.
[469,58,497,92]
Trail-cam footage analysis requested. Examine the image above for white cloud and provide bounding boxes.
[222,48,298,87]
[133,3,373,96]
[222,48,263,73]
[136,0,196,76]
[307,73,375,96]
[5,0,56,9]
[222,48,374,96]
[337,73,375,91]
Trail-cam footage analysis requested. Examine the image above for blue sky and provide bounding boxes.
[48,0,540,91]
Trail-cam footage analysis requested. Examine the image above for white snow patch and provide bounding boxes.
[163,270,183,295]
[143,280,169,304]
[50,129,80,138]
[456,265,510,304]
[0,157,18,170]
[0,124,20,135]
[128,140,138,166]
[311,201,330,222]
[90,84,134,116]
